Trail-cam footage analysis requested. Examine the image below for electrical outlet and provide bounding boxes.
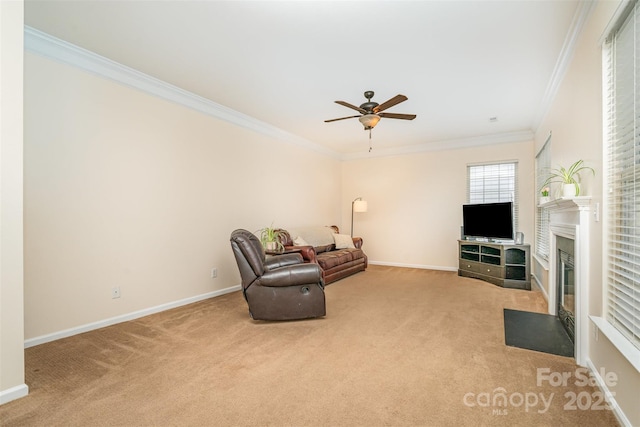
[211,268,218,278]
[111,286,121,299]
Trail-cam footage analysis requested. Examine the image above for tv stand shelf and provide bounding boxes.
[458,240,530,290]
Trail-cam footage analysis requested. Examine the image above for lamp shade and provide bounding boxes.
[353,200,368,212]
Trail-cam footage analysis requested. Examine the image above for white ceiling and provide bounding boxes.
[24,0,585,158]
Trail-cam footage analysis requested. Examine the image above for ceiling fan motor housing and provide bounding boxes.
[360,101,379,112]
[360,91,378,112]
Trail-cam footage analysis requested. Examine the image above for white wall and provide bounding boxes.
[534,1,639,425]
[342,141,535,270]
[23,52,341,340]
[0,0,28,404]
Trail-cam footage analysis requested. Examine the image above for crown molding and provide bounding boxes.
[24,26,340,159]
[531,0,596,131]
[24,26,536,162]
[341,129,535,161]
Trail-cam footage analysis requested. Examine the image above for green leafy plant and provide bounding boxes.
[258,224,285,251]
[541,160,595,196]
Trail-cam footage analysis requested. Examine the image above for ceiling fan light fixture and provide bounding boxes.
[359,113,381,129]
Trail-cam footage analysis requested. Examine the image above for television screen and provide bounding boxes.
[463,202,514,241]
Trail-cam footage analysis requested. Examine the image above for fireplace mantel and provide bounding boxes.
[540,196,592,212]
[546,196,591,366]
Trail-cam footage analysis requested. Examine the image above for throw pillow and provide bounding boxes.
[333,233,355,249]
[294,236,311,246]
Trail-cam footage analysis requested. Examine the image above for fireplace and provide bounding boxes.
[556,235,575,342]
[546,197,592,366]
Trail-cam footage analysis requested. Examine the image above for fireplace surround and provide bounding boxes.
[545,197,591,366]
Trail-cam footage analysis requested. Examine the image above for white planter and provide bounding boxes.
[562,183,579,198]
[539,196,550,205]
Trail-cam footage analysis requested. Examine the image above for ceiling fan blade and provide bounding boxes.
[379,112,416,120]
[335,100,366,114]
[324,115,361,123]
[374,94,408,113]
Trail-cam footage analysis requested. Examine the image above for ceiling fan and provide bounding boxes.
[325,90,416,131]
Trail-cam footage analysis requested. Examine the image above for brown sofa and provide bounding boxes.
[278,226,367,284]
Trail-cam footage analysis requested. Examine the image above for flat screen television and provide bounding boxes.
[462,202,514,241]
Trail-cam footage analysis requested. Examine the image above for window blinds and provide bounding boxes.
[467,162,518,233]
[535,138,551,260]
[604,0,640,350]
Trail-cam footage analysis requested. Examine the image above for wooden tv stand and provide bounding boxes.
[458,240,531,290]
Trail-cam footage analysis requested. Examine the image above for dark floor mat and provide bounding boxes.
[503,308,574,357]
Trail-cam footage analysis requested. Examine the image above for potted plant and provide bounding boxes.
[542,160,595,198]
[539,187,551,205]
[258,224,285,252]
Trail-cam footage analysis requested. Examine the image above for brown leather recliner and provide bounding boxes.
[230,229,326,321]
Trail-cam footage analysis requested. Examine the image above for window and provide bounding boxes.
[467,162,518,232]
[536,136,551,260]
[604,0,640,350]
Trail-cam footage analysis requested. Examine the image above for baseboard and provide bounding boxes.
[585,358,632,427]
[24,285,242,348]
[368,261,457,272]
[531,274,549,300]
[0,384,29,405]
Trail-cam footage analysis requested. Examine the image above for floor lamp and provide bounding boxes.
[351,197,368,237]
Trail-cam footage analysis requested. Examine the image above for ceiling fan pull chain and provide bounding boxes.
[369,129,372,152]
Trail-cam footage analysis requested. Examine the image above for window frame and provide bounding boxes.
[466,161,519,235]
[602,0,640,354]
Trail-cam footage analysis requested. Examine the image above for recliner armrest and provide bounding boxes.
[264,253,303,270]
[259,263,323,287]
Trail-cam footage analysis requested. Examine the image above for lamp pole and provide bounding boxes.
[351,197,367,237]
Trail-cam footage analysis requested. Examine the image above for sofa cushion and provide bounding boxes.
[314,244,335,254]
[317,248,364,270]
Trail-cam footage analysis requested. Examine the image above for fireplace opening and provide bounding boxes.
[556,236,575,342]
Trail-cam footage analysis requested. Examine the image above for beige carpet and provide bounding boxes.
[0,266,619,426]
